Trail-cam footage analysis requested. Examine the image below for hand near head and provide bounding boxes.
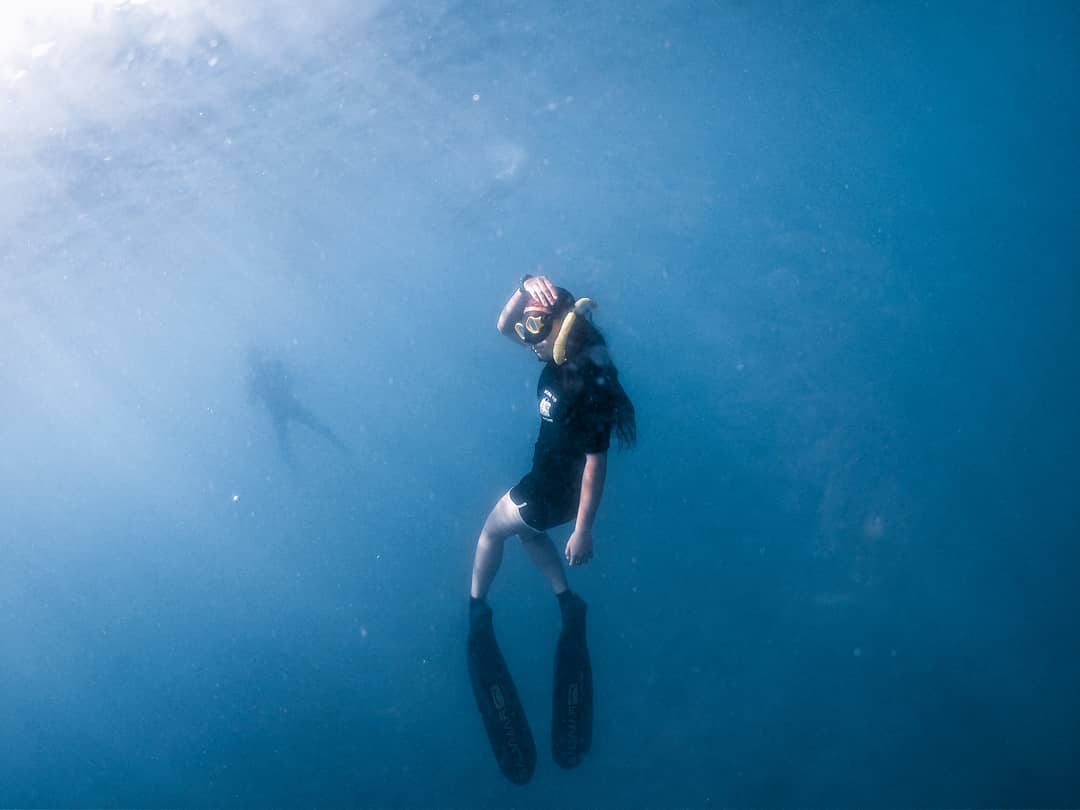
[523,274,559,308]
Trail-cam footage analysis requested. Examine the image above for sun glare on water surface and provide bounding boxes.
[0,0,154,75]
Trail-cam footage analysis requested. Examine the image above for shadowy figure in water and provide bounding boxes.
[246,347,350,470]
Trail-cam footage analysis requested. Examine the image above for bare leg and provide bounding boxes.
[471,492,570,599]
[520,531,569,595]
[471,493,528,599]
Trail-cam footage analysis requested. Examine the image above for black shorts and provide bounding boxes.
[509,472,579,532]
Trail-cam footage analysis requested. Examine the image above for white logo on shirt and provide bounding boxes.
[539,388,558,421]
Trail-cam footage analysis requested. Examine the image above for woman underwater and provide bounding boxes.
[467,273,636,782]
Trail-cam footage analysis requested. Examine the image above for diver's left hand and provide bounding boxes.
[565,529,594,566]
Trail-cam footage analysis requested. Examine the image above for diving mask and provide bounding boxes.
[514,312,554,344]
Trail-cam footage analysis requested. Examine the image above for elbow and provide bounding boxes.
[497,310,519,336]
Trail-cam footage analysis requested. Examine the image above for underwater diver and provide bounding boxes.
[245,347,350,471]
[467,274,636,784]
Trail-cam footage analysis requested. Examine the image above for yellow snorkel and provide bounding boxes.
[553,297,596,366]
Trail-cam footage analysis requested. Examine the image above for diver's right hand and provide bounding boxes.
[522,274,558,308]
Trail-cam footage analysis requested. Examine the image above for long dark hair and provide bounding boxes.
[554,289,637,449]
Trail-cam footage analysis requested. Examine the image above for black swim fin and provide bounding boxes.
[467,598,537,785]
[552,591,593,768]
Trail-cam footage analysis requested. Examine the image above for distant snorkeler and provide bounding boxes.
[245,347,351,470]
[467,273,636,783]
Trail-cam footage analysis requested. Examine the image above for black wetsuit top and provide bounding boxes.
[511,360,616,530]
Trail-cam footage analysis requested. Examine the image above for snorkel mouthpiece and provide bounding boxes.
[553,297,596,366]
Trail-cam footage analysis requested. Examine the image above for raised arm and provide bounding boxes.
[496,274,560,339]
[496,285,529,339]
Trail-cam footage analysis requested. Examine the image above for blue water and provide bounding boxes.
[2,1,1077,806]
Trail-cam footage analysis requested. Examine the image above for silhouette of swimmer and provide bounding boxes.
[246,348,350,469]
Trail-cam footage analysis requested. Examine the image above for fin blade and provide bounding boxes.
[468,619,537,784]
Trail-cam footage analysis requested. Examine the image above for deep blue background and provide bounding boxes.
[1,1,1077,806]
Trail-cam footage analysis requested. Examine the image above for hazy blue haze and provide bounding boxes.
[1,1,1077,806]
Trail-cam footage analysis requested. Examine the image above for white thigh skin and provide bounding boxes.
[470,492,570,599]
